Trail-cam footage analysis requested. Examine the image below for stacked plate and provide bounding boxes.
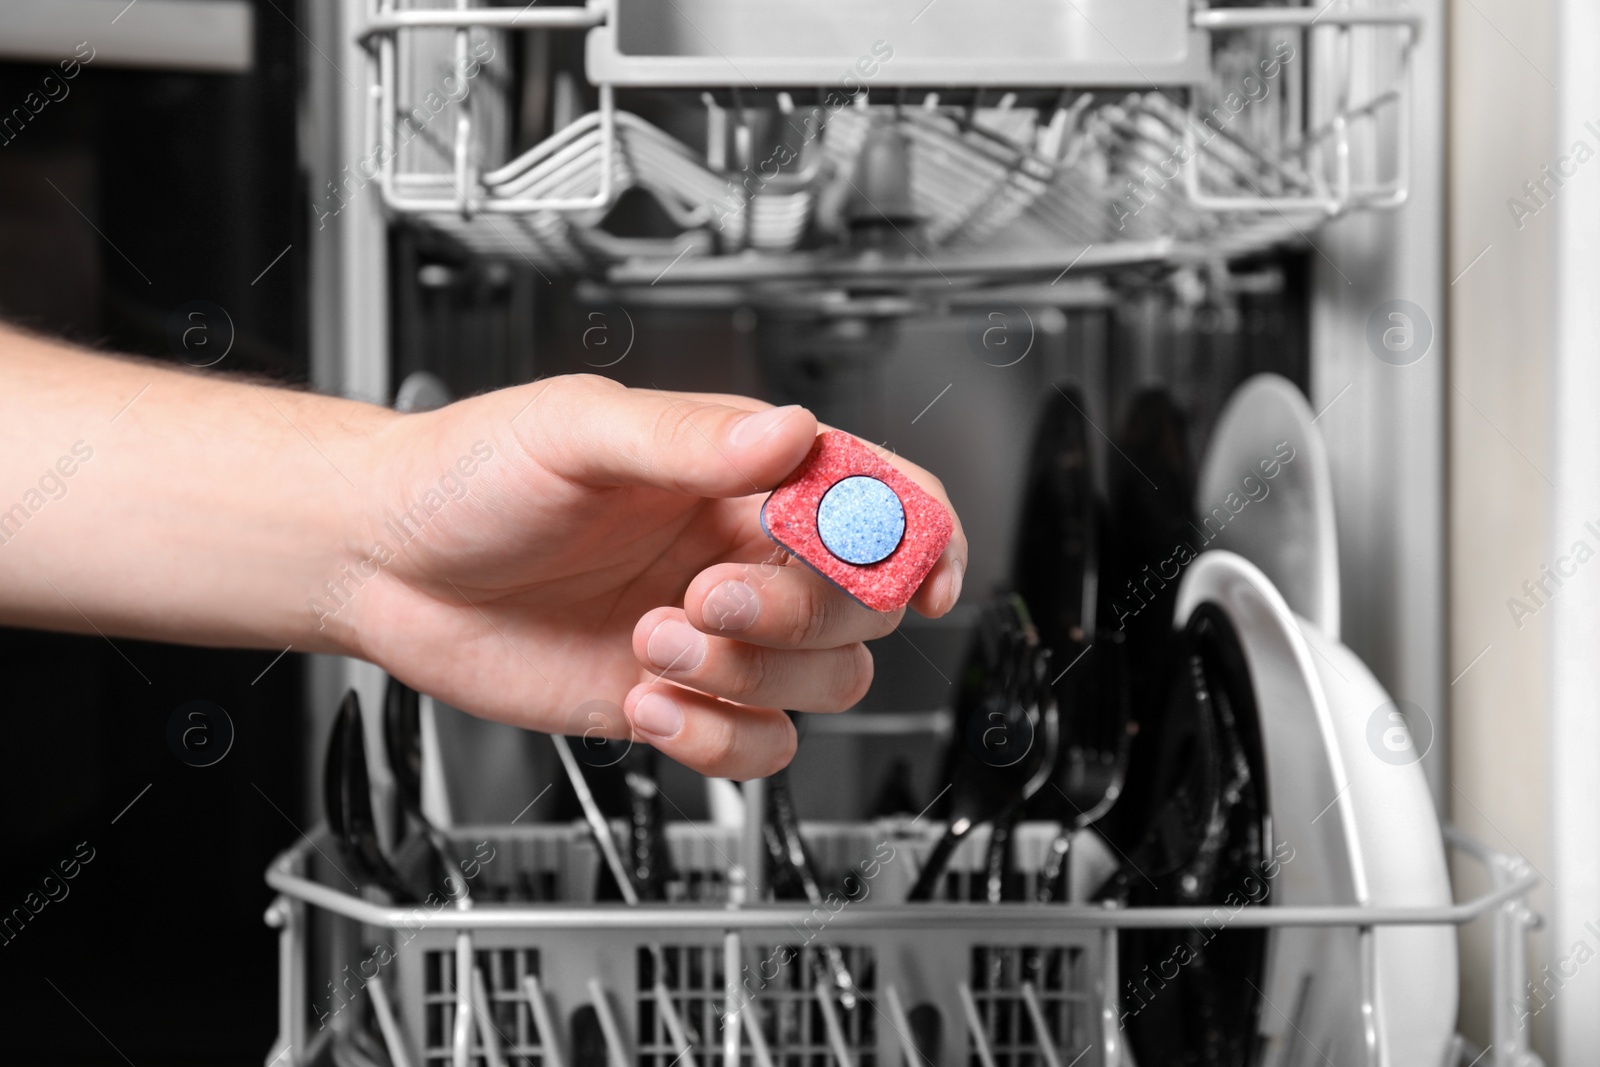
[1177,376,1455,1065]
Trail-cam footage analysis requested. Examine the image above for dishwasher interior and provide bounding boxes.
[276,4,1540,1067]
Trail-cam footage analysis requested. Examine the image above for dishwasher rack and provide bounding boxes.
[265,821,1542,1067]
[352,2,1423,288]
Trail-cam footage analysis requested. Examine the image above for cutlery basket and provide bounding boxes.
[267,821,1543,1067]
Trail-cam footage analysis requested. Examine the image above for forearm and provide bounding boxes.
[0,325,391,655]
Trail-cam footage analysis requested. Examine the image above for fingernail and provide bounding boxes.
[632,691,685,739]
[729,405,802,449]
[945,558,965,609]
[703,580,760,632]
[647,619,706,673]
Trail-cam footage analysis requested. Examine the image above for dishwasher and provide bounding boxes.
[268,3,1542,1066]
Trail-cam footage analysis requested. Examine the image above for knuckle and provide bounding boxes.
[780,583,825,647]
[700,715,741,771]
[725,646,772,702]
[564,372,617,392]
[553,373,618,408]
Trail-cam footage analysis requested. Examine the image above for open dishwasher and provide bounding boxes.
[278,2,1540,1066]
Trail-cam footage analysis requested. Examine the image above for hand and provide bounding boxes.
[339,374,968,780]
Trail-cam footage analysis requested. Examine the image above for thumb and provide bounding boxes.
[515,375,819,498]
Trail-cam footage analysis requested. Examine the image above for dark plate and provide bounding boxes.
[1115,604,1270,1067]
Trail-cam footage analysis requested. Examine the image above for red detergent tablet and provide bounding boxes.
[761,431,954,612]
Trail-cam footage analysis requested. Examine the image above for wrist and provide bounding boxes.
[293,390,403,660]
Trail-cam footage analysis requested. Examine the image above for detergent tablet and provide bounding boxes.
[761,431,954,612]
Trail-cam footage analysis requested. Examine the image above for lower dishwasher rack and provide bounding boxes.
[264,821,1542,1067]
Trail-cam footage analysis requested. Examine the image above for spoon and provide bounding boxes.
[324,690,421,902]
[383,676,467,899]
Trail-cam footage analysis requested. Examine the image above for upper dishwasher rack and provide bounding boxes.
[356,1,1422,290]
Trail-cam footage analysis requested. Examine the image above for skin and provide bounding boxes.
[0,325,967,780]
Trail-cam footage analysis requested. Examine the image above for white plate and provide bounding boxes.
[1195,374,1340,637]
[1174,551,1455,1067]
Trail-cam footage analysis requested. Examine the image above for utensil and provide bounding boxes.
[521,974,566,1067]
[585,980,633,1067]
[1032,629,1131,904]
[868,758,919,818]
[762,757,857,1006]
[383,676,467,899]
[908,596,1058,901]
[569,1005,610,1067]
[956,981,999,1067]
[1004,381,1127,903]
[470,966,508,1067]
[622,744,676,902]
[978,806,1020,904]
[1019,983,1065,1067]
[812,975,856,1067]
[324,690,421,903]
[368,975,412,1067]
[551,736,698,1065]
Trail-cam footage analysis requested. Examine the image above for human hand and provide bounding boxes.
[337,374,967,780]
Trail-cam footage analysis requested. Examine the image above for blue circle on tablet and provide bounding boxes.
[816,476,905,565]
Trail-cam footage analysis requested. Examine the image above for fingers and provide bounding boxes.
[623,683,797,780]
[633,606,874,712]
[909,549,965,619]
[518,375,819,498]
[684,561,904,649]
[863,448,968,619]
